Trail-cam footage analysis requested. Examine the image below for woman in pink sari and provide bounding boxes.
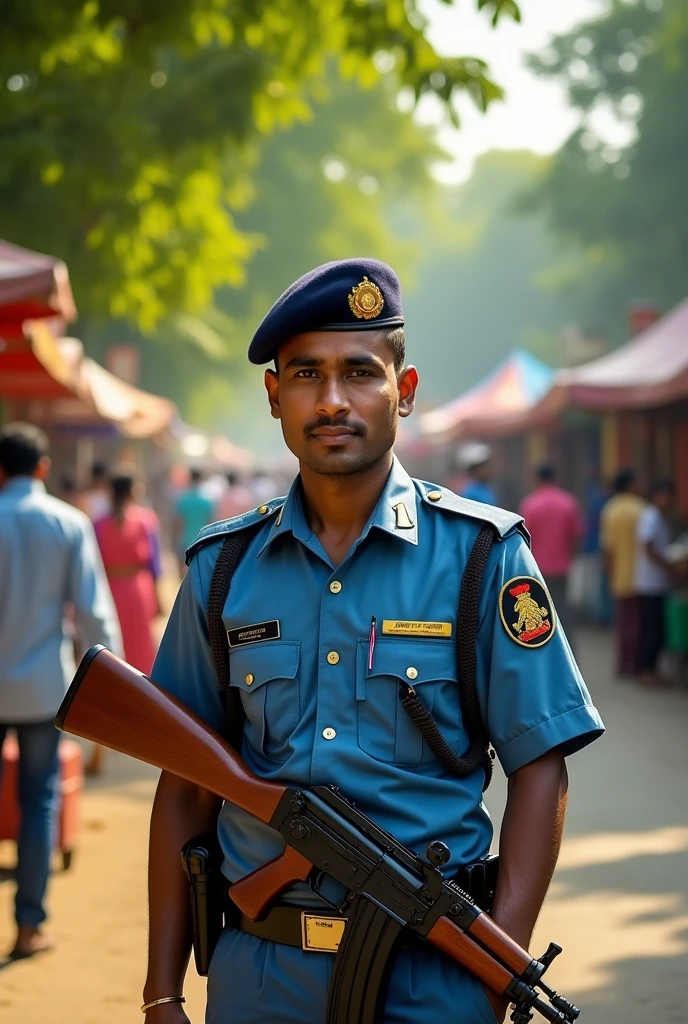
[94,465,163,675]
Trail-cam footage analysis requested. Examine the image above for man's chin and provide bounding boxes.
[300,447,374,477]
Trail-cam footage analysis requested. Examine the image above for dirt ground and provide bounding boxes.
[1,628,687,1023]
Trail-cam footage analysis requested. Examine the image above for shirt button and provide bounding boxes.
[329,580,342,594]
[245,673,254,685]
[322,727,337,740]
[426,490,442,502]
[257,505,269,514]
[327,651,340,665]
[406,666,418,680]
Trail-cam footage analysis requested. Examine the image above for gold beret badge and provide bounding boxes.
[348,276,384,320]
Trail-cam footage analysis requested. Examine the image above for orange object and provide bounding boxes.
[0,735,83,870]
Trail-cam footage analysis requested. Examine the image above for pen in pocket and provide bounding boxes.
[368,616,376,671]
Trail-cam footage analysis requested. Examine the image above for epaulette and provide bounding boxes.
[418,482,529,544]
[184,499,285,565]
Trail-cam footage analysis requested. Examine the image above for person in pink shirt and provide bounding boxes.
[519,463,584,650]
[216,471,255,521]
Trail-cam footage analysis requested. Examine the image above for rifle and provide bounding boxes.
[56,647,580,1024]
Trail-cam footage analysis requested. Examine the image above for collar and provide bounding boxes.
[0,477,45,498]
[257,455,418,556]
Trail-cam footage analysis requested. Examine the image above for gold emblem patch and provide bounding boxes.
[348,276,384,320]
[499,577,556,648]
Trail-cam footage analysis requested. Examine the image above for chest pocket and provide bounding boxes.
[228,641,300,762]
[355,638,464,766]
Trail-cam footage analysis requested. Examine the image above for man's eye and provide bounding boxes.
[294,369,318,378]
[349,369,372,377]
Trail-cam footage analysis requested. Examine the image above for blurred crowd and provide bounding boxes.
[0,421,287,958]
[449,443,688,689]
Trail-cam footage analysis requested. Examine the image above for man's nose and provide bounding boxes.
[315,376,350,417]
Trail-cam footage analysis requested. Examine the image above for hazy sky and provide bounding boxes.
[419,0,603,181]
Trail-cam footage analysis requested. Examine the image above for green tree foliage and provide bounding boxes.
[524,0,688,336]
[398,150,572,405]
[96,72,447,443]
[0,0,518,330]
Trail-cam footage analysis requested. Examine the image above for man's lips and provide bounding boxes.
[309,427,359,444]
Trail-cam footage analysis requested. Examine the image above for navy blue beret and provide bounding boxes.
[248,258,404,364]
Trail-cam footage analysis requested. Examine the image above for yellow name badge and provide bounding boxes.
[301,913,347,953]
[381,620,452,638]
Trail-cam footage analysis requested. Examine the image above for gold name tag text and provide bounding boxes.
[301,914,347,953]
[382,620,452,638]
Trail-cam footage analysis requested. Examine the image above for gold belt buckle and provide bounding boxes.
[300,912,347,953]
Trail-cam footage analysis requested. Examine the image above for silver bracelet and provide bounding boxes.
[141,995,186,1013]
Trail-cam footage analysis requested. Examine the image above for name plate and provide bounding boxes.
[227,620,280,648]
[381,620,452,638]
[301,913,347,953]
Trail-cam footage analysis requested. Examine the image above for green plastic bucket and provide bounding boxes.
[665,596,688,652]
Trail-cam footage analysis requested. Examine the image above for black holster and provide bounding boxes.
[454,853,499,914]
[180,832,225,976]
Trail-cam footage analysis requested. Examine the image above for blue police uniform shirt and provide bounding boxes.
[152,458,603,898]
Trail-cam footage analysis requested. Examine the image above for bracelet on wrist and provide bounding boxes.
[141,995,185,1013]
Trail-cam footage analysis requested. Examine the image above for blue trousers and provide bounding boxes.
[206,927,500,1023]
[0,720,60,928]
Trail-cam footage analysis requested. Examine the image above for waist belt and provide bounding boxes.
[233,905,348,953]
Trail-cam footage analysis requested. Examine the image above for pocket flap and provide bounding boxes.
[229,641,300,694]
[364,638,457,687]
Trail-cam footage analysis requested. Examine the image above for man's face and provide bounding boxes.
[264,330,418,476]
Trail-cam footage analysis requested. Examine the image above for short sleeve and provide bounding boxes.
[637,507,658,544]
[477,531,605,777]
[150,544,225,734]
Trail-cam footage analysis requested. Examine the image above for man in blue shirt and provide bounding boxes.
[144,260,604,1024]
[0,423,121,958]
[173,468,215,575]
[459,443,498,507]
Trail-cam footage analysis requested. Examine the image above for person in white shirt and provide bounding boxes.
[82,461,111,521]
[634,479,675,687]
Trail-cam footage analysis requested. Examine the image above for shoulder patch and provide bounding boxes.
[184,500,285,565]
[418,482,527,542]
[499,576,556,648]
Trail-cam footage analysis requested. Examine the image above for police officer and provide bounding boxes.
[143,260,604,1024]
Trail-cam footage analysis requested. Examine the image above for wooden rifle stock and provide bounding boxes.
[57,646,288,828]
[56,647,313,912]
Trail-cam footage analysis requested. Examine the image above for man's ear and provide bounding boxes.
[397,365,419,419]
[35,455,51,481]
[264,368,281,420]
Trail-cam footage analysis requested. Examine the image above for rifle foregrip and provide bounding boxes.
[229,846,312,921]
[426,916,514,997]
[467,913,533,975]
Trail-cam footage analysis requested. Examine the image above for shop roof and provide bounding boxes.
[558,297,688,409]
[0,239,76,334]
[0,321,81,400]
[419,348,555,441]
